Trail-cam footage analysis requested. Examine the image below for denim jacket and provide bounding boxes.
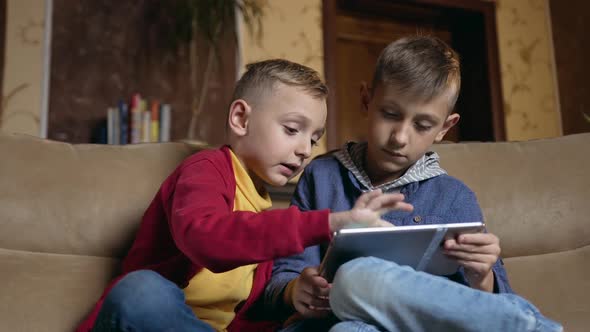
[264,153,514,315]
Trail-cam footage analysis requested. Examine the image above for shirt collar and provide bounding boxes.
[334,142,446,192]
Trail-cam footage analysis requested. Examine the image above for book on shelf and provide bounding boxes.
[150,100,160,143]
[107,107,120,145]
[105,94,172,145]
[119,100,129,145]
[160,104,171,143]
[130,94,142,144]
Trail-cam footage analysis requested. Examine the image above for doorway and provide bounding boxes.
[323,0,505,148]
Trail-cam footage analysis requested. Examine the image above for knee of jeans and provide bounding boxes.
[328,321,354,332]
[104,270,180,317]
[329,321,378,332]
[331,257,378,304]
[333,257,384,291]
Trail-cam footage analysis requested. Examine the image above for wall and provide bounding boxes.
[0,0,47,136]
[549,0,590,135]
[495,0,562,141]
[239,0,327,153]
[239,0,563,143]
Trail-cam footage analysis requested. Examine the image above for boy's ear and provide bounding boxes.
[435,113,460,142]
[360,82,371,115]
[228,99,252,137]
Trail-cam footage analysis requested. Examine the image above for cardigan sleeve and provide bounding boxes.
[166,158,331,273]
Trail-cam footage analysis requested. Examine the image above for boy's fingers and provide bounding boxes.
[457,233,499,245]
[453,260,491,276]
[376,202,414,215]
[365,193,405,209]
[444,243,500,255]
[308,296,331,309]
[310,275,329,288]
[355,189,383,208]
[444,238,458,247]
[444,251,496,265]
[302,306,332,319]
[370,219,393,227]
[312,284,331,298]
[296,291,315,306]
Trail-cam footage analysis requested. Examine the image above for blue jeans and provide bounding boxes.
[326,257,563,332]
[92,270,214,332]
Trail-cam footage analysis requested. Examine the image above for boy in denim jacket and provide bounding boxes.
[265,37,562,332]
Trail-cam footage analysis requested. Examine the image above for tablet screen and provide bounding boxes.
[319,222,485,281]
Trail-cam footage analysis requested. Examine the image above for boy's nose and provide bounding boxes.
[390,125,409,147]
[295,139,312,159]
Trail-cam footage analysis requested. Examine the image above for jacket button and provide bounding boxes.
[413,216,422,223]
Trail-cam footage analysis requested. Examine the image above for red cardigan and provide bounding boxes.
[77,146,332,332]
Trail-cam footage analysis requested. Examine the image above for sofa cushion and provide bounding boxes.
[0,248,119,331]
[504,244,590,332]
[0,133,195,258]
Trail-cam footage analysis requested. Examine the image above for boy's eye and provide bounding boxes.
[415,123,432,131]
[283,126,298,135]
[311,139,318,147]
[381,109,400,119]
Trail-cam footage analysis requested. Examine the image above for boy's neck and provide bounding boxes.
[362,151,406,187]
[228,145,268,197]
[248,171,268,197]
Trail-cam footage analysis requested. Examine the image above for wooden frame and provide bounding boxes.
[322,0,339,150]
[322,0,506,149]
[0,0,5,121]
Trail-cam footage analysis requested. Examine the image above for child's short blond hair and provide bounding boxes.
[373,36,461,110]
[233,59,328,104]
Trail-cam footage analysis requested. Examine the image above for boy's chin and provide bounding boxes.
[263,175,289,187]
[269,178,289,187]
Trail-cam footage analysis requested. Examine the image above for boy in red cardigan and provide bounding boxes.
[79,59,413,332]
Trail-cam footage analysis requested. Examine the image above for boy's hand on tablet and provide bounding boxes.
[329,189,413,231]
[284,267,332,318]
[443,232,501,292]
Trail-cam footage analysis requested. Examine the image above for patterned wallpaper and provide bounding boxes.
[239,0,327,155]
[239,0,323,76]
[495,0,561,140]
[0,0,47,136]
[239,0,562,143]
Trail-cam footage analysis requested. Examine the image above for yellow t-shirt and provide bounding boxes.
[183,149,272,331]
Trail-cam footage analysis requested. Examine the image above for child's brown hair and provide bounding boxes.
[232,59,328,105]
[372,36,461,111]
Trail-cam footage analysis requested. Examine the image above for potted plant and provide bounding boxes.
[149,0,265,145]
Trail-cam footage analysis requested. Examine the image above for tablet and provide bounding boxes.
[319,222,485,281]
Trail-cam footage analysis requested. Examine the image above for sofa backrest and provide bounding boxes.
[432,133,590,258]
[432,133,590,331]
[0,132,200,331]
[0,132,196,258]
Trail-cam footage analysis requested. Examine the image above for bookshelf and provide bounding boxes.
[47,0,236,145]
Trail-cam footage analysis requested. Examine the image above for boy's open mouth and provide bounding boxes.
[281,163,300,172]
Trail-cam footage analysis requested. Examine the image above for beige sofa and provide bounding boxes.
[0,131,588,331]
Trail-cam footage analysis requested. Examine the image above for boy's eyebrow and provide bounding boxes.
[414,113,440,124]
[283,112,325,137]
[283,112,309,121]
[381,100,404,112]
[382,101,442,124]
